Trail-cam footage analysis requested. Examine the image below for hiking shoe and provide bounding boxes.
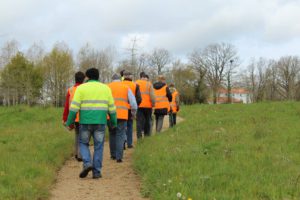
[92,173,102,179]
[117,159,123,163]
[110,156,116,160]
[127,145,134,149]
[79,166,93,178]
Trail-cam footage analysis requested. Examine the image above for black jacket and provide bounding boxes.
[153,82,172,115]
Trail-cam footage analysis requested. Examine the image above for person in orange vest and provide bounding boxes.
[122,71,141,148]
[108,73,137,162]
[62,71,85,162]
[136,72,156,138]
[153,75,172,132]
[169,83,180,127]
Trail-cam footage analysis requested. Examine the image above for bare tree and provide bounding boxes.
[276,56,300,100]
[0,40,19,68]
[148,48,171,75]
[189,50,208,103]
[199,43,238,104]
[77,43,115,82]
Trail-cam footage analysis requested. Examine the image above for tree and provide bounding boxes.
[171,61,197,104]
[148,48,171,75]
[276,56,300,100]
[189,50,208,103]
[42,42,74,107]
[0,40,19,68]
[0,52,43,105]
[77,43,114,82]
[198,43,238,104]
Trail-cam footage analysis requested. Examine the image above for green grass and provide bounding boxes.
[133,102,300,200]
[0,106,73,200]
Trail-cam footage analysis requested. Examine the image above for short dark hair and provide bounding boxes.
[140,71,146,78]
[145,74,149,79]
[120,69,125,77]
[75,71,85,83]
[85,68,99,80]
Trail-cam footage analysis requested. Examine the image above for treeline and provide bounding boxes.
[0,40,300,106]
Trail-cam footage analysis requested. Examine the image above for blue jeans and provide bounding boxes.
[109,120,127,160]
[126,119,133,147]
[79,124,105,176]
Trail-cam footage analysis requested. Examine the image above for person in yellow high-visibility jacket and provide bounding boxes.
[66,68,117,179]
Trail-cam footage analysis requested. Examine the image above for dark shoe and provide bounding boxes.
[117,159,123,163]
[123,143,126,150]
[110,156,116,160]
[79,166,93,178]
[92,173,102,179]
[76,156,83,162]
[127,145,134,149]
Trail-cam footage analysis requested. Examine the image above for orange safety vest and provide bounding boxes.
[123,80,136,109]
[136,80,152,108]
[108,82,129,120]
[154,85,170,111]
[170,90,179,113]
[68,86,80,122]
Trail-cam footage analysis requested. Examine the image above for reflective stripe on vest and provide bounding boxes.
[136,80,152,108]
[170,91,178,113]
[154,85,170,110]
[68,86,80,122]
[108,82,129,120]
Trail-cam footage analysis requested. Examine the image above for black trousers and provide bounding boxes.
[136,108,152,138]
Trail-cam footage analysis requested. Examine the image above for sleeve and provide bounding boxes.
[62,90,70,122]
[66,88,81,126]
[135,84,142,106]
[149,84,156,107]
[166,87,172,102]
[107,87,117,127]
[128,89,137,111]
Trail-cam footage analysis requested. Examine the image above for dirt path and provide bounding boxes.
[50,116,181,200]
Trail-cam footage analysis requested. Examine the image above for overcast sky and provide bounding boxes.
[1,0,300,64]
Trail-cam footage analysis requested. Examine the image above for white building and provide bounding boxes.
[218,88,252,104]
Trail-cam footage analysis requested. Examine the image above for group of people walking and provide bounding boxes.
[62,68,180,179]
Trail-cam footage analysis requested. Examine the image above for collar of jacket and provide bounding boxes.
[86,80,100,83]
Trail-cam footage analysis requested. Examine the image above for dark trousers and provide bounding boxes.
[136,108,152,139]
[169,113,177,127]
[74,122,81,158]
[155,114,165,133]
[109,120,127,160]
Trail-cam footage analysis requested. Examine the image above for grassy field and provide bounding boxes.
[0,106,73,200]
[133,102,300,200]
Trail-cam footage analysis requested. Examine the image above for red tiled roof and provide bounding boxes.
[218,88,250,94]
[207,97,243,104]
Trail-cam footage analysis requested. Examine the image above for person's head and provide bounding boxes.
[123,71,133,80]
[157,75,166,83]
[140,71,146,78]
[111,73,121,81]
[120,69,125,77]
[75,71,85,84]
[85,68,99,80]
[169,83,175,88]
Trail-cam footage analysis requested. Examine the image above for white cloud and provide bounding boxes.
[0,0,300,61]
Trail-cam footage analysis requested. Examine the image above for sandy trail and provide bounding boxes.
[50,116,181,200]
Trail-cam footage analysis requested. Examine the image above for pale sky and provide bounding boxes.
[1,0,300,64]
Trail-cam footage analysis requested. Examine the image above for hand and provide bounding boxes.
[177,106,180,112]
[65,124,74,131]
[62,120,66,126]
